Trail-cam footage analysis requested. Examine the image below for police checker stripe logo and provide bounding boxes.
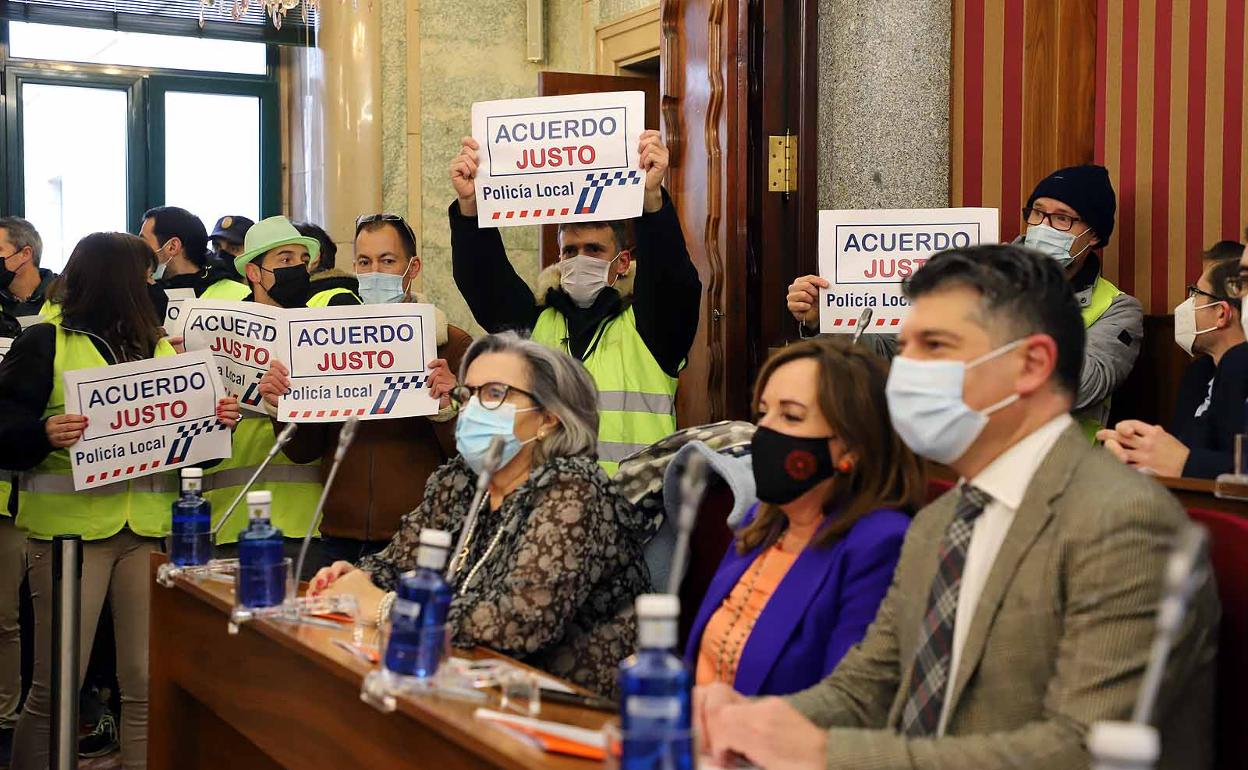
[286,407,369,420]
[369,375,430,415]
[828,317,902,327]
[167,418,230,465]
[489,170,642,220]
[79,414,229,485]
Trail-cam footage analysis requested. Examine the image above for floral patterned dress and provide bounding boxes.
[357,454,657,697]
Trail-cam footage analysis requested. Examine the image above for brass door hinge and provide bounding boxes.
[768,134,797,193]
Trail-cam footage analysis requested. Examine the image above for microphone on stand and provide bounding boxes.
[666,452,707,596]
[1087,523,1210,770]
[446,436,507,587]
[1133,523,1209,725]
[211,422,299,539]
[294,417,360,584]
[850,307,874,345]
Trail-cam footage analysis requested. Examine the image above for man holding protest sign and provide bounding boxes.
[449,126,701,474]
[208,216,351,553]
[257,213,469,568]
[786,165,1142,437]
[0,232,239,770]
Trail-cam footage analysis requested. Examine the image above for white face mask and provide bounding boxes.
[884,339,1025,464]
[357,271,406,304]
[152,241,173,281]
[559,254,619,308]
[1023,224,1091,269]
[1173,296,1220,357]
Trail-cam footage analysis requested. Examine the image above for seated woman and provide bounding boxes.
[686,336,924,697]
[310,332,656,696]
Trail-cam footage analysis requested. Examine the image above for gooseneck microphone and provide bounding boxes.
[1133,524,1209,725]
[211,422,299,539]
[446,436,507,587]
[850,307,874,346]
[294,417,360,584]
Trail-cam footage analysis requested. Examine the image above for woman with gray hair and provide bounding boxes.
[310,332,657,696]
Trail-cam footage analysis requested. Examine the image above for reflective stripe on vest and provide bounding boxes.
[203,417,323,544]
[1077,276,1123,441]
[307,287,359,307]
[17,325,178,540]
[530,306,677,476]
[200,279,250,301]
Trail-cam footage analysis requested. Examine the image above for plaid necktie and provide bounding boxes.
[899,484,992,736]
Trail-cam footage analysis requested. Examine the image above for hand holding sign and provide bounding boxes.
[259,360,291,410]
[451,137,481,217]
[638,129,668,213]
[787,275,830,328]
[46,413,88,449]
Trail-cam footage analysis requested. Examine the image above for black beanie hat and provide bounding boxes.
[1025,164,1116,248]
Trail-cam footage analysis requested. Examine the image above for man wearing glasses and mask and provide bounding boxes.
[787,164,1142,438]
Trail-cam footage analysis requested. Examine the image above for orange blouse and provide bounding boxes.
[695,544,799,686]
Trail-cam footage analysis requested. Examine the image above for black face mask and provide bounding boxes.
[0,259,14,291]
[264,265,311,308]
[750,425,836,505]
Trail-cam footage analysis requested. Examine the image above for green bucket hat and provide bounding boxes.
[234,215,321,277]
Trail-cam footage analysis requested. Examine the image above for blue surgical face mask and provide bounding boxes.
[884,339,1025,464]
[357,271,406,304]
[454,397,540,474]
[1023,223,1090,269]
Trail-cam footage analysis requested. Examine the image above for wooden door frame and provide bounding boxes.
[662,0,819,425]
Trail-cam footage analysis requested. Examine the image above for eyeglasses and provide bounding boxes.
[1022,206,1084,232]
[1187,284,1230,303]
[355,213,417,255]
[450,382,541,411]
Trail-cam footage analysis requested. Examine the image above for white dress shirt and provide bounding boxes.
[936,412,1074,736]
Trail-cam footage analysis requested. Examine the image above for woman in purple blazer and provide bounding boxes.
[685,336,926,696]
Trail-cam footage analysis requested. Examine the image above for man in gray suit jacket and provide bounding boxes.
[699,244,1219,770]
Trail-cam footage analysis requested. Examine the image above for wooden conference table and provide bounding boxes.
[148,555,613,770]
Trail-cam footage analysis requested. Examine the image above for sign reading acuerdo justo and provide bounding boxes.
[63,350,230,490]
[278,304,440,423]
[472,91,645,227]
[818,208,999,334]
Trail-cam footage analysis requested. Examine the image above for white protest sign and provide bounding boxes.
[277,304,439,422]
[472,91,645,227]
[818,208,999,333]
[63,350,230,490]
[177,299,281,414]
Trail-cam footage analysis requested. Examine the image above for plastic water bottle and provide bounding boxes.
[618,594,693,770]
[237,490,285,608]
[169,468,212,566]
[385,528,453,678]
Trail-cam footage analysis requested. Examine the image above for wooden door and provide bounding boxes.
[661,0,818,426]
[535,71,661,267]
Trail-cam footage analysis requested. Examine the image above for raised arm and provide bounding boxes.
[630,132,701,377]
[449,136,541,332]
